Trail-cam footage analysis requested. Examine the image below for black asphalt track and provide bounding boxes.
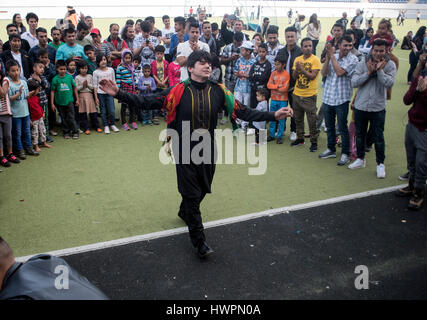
[64,191,427,300]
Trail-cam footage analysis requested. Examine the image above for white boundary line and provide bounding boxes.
[15,184,406,262]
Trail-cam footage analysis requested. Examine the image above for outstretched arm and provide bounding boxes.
[233,100,293,122]
[99,79,170,110]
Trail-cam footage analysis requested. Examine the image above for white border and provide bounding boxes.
[16,184,406,262]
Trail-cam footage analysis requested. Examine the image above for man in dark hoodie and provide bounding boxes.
[277,26,303,142]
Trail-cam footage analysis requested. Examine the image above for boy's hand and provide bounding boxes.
[274,107,293,120]
[51,104,56,112]
[75,100,79,107]
[18,85,24,95]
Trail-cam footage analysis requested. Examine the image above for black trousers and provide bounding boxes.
[178,193,207,247]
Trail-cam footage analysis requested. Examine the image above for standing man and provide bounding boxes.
[348,39,397,178]
[199,21,218,57]
[336,12,348,30]
[349,20,364,50]
[21,12,39,49]
[1,34,33,80]
[104,23,128,69]
[220,32,244,94]
[291,38,321,151]
[318,36,358,166]
[169,17,188,61]
[256,17,271,40]
[133,21,159,67]
[75,22,91,47]
[99,51,293,258]
[29,28,57,63]
[2,24,31,53]
[56,27,87,62]
[321,23,344,63]
[277,26,303,141]
[353,9,364,29]
[48,27,64,51]
[161,15,175,63]
[176,22,210,81]
[266,26,284,71]
[396,63,427,210]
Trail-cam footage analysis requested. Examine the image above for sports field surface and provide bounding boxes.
[0,17,425,257]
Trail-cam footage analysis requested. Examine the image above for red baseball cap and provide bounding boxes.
[90,28,100,35]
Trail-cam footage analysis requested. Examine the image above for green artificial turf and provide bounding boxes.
[0,17,424,256]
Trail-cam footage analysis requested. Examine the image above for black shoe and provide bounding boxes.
[267,136,275,142]
[276,138,283,144]
[46,136,54,143]
[25,147,39,156]
[17,150,26,160]
[309,143,318,152]
[197,241,214,258]
[408,188,424,211]
[290,139,305,147]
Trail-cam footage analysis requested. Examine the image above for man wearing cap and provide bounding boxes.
[234,41,256,129]
[176,22,210,81]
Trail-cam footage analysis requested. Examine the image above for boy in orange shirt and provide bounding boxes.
[267,55,290,144]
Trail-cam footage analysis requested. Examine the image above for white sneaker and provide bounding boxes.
[290,132,297,141]
[246,128,255,136]
[348,158,366,170]
[110,125,119,132]
[377,164,386,179]
[104,126,110,134]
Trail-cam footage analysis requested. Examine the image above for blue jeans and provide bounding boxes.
[12,115,32,151]
[269,100,288,139]
[354,108,386,164]
[98,93,115,127]
[324,102,350,155]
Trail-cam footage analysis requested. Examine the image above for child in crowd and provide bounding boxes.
[249,43,271,111]
[0,64,20,167]
[84,45,97,75]
[66,57,80,128]
[29,61,52,143]
[138,64,156,125]
[168,48,181,87]
[251,87,269,146]
[116,49,138,130]
[151,45,169,125]
[233,41,256,130]
[267,55,290,144]
[133,56,143,87]
[50,60,79,139]
[75,60,101,134]
[66,58,77,78]
[6,60,39,158]
[37,48,57,137]
[93,54,118,134]
[27,79,51,152]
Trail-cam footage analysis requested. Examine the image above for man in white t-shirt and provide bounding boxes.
[176,22,210,81]
[21,12,39,49]
[161,15,175,62]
